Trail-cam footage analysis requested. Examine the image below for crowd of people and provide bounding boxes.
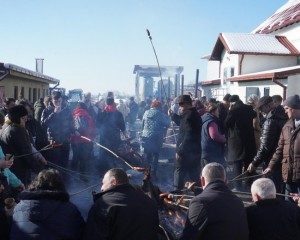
[0,90,300,239]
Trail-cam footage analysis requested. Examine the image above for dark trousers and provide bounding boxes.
[174,165,200,190]
[71,142,93,173]
[145,152,159,175]
[262,162,284,194]
[285,182,300,203]
[232,160,253,191]
[45,143,70,168]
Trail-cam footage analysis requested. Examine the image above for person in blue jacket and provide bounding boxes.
[11,169,85,240]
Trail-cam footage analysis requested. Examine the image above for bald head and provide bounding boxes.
[101,168,129,192]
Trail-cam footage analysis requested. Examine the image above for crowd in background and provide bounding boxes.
[0,89,300,239]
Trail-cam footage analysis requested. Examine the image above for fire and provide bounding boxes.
[168,210,173,216]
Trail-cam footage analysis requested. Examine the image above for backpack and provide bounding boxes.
[74,115,89,133]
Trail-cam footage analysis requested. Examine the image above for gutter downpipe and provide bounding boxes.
[239,54,244,75]
[272,74,286,100]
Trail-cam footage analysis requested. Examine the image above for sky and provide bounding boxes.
[0,0,287,95]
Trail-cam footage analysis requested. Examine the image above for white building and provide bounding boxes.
[202,0,300,102]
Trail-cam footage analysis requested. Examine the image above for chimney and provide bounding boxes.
[35,58,44,74]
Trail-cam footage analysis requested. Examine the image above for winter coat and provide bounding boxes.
[246,199,300,240]
[172,107,202,168]
[34,100,45,122]
[224,100,257,164]
[0,147,22,188]
[41,107,75,144]
[269,118,300,183]
[142,108,170,153]
[201,113,225,164]
[84,184,159,240]
[71,108,95,144]
[252,106,288,167]
[127,101,138,123]
[180,181,249,240]
[26,117,48,150]
[11,190,85,240]
[0,124,34,185]
[97,109,125,149]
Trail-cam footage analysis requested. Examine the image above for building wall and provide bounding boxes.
[230,79,287,103]
[206,60,220,80]
[287,74,300,97]
[242,55,297,74]
[0,76,49,104]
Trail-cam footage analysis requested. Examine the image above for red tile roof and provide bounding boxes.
[254,2,300,34]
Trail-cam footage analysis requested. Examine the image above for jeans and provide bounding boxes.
[285,182,300,203]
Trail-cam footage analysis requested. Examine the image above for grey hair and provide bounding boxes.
[251,178,276,200]
[202,162,226,184]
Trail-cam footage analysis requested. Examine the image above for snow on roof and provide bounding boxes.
[223,33,292,54]
[209,33,299,60]
[253,0,300,34]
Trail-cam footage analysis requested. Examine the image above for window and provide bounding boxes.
[264,87,270,96]
[33,88,37,103]
[14,86,18,99]
[29,88,32,102]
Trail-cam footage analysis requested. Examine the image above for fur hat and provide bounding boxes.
[177,95,192,105]
[8,105,28,124]
[283,95,300,109]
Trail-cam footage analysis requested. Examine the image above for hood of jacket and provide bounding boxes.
[144,108,162,119]
[73,108,89,117]
[19,190,70,221]
[201,112,217,124]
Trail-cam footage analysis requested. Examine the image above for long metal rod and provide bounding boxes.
[80,136,144,171]
[146,29,177,143]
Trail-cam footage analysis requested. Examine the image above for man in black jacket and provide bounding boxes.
[224,95,257,191]
[41,91,76,168]
[84,168,159,240]
[247,178,300,240]
[169,95,202,190]
[180,163,249,240]
[247,96,288,192]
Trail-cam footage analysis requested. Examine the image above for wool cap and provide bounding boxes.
[255,96,273,110]
[8,105,28,124]
[177,95,192,105]
[283,95,300,109]
[228,95,240,102]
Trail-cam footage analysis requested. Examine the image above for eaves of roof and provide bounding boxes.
[228,65,300,82]
[200,79,221,86]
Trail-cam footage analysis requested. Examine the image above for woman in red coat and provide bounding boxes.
[71,102,95,175]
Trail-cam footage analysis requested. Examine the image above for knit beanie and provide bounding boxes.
[8,105,28,124]
[283,95,300,109]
